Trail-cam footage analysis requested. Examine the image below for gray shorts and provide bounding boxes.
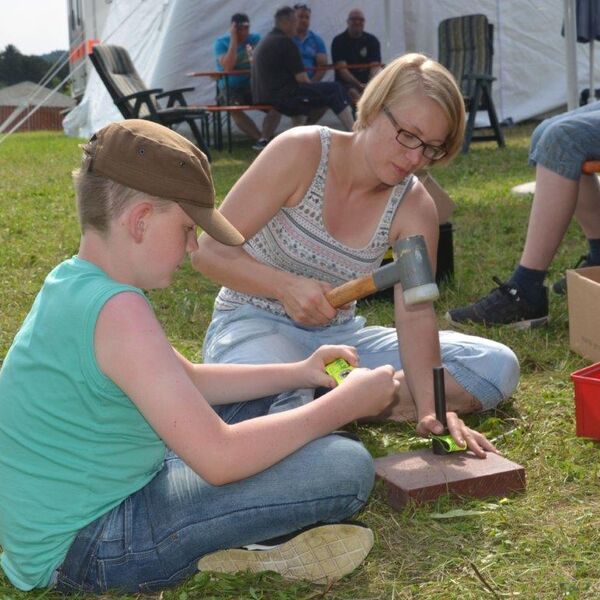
[529,101,600,180]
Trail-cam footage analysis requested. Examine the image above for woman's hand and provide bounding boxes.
[416,412,498,458]
[279,276,338,326]
[300,344,359,389]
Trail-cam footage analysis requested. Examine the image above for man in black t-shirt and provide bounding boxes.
[331,9,382,103]
[252,6,354,131]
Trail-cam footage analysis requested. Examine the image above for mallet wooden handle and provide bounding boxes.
[325,274,377,308]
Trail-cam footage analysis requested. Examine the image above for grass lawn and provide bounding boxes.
[1,125,600,599]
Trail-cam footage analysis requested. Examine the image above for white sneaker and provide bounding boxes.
[197,523,374,584]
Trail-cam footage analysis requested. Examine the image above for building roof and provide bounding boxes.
[0,81,75,108]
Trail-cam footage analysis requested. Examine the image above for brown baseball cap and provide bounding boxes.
[85,119,244,246]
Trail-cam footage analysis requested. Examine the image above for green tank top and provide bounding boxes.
[0,257,166,590]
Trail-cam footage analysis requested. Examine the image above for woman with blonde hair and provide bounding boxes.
[193,53,519,450]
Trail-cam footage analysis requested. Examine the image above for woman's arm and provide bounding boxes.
[191,128,338,324]
[389,180,441,422]
[390,181,495,456]
[95,292,397,485]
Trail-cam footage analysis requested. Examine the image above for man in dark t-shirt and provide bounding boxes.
[252,6,354,131]
[331,9,382,103]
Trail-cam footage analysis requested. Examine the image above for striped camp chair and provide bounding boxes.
[89,44,211,160]
[438,14,505,153]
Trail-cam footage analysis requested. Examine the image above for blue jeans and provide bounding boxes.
[529,101,600,181]
[52,395,374,594]
[203,305,520,411]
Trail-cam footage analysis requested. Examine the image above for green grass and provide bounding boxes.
[1,126,599,599]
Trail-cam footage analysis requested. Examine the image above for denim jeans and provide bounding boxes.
[529,101,600,181]
[53,395,374,594]
[203,304,520,411]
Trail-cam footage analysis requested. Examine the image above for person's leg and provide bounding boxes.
[518,165,579,271]
[261,108,281,141]
[229,110,262,141]
[305,105,328,125]
[54,434,374,594]
[337,106,355,131]
[321,317,519,422]
[448,105,600,326]
[521,103,600,270]
[295,82,354,131]
[574,173,600,239]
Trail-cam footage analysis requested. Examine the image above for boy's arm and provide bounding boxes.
[95,292,398,485]
[172,345,357,405]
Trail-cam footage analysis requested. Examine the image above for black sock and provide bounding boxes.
[587,238,600,265]
[508,264,547,305]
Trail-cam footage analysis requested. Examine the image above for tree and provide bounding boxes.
[0,45,69,90]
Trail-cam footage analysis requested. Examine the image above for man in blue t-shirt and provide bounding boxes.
[293,4,327,82]
[331,9,382,103]
[214,13,280,151]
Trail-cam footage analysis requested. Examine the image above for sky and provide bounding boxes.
[0,0,69,55]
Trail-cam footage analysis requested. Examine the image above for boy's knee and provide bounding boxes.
[320,435,375,501]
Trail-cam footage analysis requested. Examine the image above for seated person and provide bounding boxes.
[0,119,401,593]
[331,9,382,103]
[214,12,280,150]
[448,101,600,328]
[252,6,354,130]
[194,53,518,439]
[293,3,328,81]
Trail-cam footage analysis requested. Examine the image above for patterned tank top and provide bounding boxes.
[215,127,415,325]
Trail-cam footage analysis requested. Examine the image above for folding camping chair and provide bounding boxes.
[89,44,211,160]
[438,13,505,153]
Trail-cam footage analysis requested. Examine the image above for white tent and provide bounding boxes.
[64,0,600,139]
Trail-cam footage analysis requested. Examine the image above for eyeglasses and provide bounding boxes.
[348,16,365,22]
[382,105,447,161]
[293,3,310,10]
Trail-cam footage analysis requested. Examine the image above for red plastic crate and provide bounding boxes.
[571,362,600,439]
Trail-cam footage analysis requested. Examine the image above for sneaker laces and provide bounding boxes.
[491,276,521,302]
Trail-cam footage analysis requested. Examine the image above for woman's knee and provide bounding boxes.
[494,344,520,401]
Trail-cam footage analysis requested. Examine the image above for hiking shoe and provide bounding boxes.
[197,523,374,584]
[252,138,269,151]
[552,254,591,295]
[446,276,549,329]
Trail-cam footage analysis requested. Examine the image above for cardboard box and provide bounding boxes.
[567,266,600,362]
[416,171,456,224]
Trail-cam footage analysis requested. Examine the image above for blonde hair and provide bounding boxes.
[73,139,171,234]
[355,53,465,163]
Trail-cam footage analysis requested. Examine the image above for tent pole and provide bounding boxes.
[564,0,579,110]
[590,39,595,103]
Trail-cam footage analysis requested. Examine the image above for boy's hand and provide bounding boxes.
[416,411,499,458]
[342,365,399,420]
[301,345,359,389]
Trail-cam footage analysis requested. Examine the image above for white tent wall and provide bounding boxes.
[63,0,406,139]
[63,0,600,141]
[401,0,600,125]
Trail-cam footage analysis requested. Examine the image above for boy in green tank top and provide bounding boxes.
[0,119,399,593]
